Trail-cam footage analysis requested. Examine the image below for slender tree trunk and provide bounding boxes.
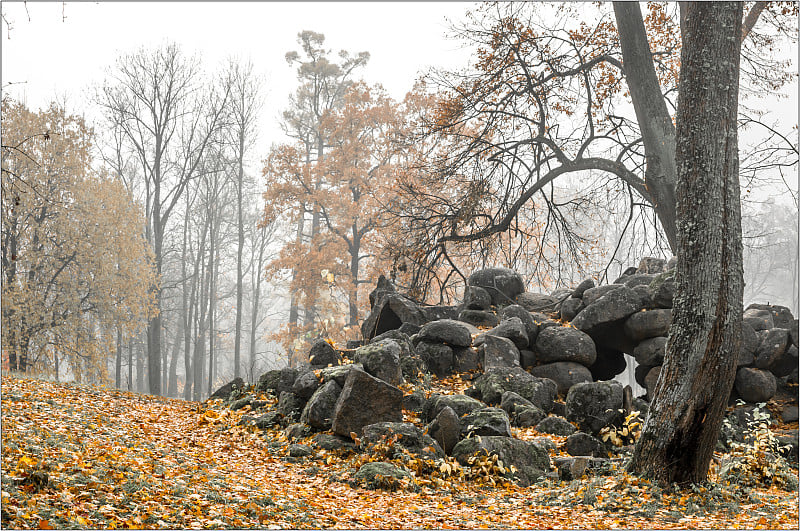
[208,224,217,396]
[628,1,743,485]
[167,323,181,397]
[115,327,123,388]
[234,132,245,380]
[249,224,267,381]
[127,339,133,391]
[288,204,306,326]
[614,2,679,252]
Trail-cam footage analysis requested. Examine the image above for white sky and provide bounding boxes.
[1,1,477,152]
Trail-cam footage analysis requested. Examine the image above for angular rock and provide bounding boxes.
[467,267,526,306]
[402,390,427,413]
[209,377,246,401]
[354,339,403,386]
[499,391,534,416]
[289,444,313,458]
[256,368,299,397]
[254,411,282,430]
[753,328,789,370]
[368,274,396,309]
[418,319,474,347]
[331,369,403,438]
[648,270,675,309]
[422,305,460,322]
[571,278,596,299]
[742,308,774,331]
[427,406,461,455]
[457,309,500,328]
[565,380,624,435]
[535,416,577,436]
[277,392,307,423]
[514,405,547,427]
[581,284,622,307]
[425,393,484,421]
[618,273,657,289]
[572,286,647,333]
[500,305,539,344]
[285,422,311,440]
[415,341,454,378]
[451,436,550,487]
[516,292,560,313]
[453,347,481,373]
[771,344,799,378]
[560,297,584,322]
[520,349,537,369]
[738,321,758,367]
[535,326,597,366]
[461,407,512,438]
[472,367,557,412]
[353,462,413,490]
[319,364,363,387]
[613,266,639,283]
[362,422,443,459]
[633,336,667,366]
[483,317,529,349]
[746,303,795,329]
[312,433,355,451]
[478,335,521,369]
[530,362,593,395]
[300,380,342,430]
[464,286,492,310]
[362,293,428,340]
[734,367,777,403]
[308,339,342,368]
[790,320,799,348]
[293,370,323,399]
[565,432,608,457]
[624,309,672,342]
[551,288,572,300]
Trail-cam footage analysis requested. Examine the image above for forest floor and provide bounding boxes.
[1,374,798,529]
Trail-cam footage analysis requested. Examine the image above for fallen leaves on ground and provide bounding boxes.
[2,375,798,529]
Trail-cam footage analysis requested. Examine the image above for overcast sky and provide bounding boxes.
[1,1,476,152]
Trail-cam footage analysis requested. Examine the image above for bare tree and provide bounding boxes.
[97,43,231,395]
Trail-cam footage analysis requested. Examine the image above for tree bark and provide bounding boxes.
[614,2,679,252]
[628,1,743,485]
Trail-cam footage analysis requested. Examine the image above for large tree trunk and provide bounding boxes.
[614,2,679,252]
[628,1,743,485]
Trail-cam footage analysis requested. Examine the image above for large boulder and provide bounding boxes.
[734,367,777,403]
[644,366,661,398]
[483,317,529,349]
[516,292,560,313]
[256,368,299,397]
[209,377,246,401]
[354,339,403,386]
[565,380,624,435]
[292,370,323,399]
[422,305,460,322]
[530,362,593,395]
[500,305,539,344]
[308,339,342,368]
[770,344,799,378]
[499,391,534,417]
[617,273,657,289]
[424,393,484,421]
[426,406,461,455]
[331,369,403,438]
[560,298,585,322]
[457,310,500,328]
[353,462,413,490]
[565,432,608,458]
[319,363,363,387]
[624,309,672,342]
[417,319,475,347]
[753,328,789,371]
[742,308,774,331]
[633,336,667,366]
[477,335,521,369]
[362,422,443,459]
[745,303,795,329]
[535,416,577,436]
[276,391,307,423]
[738,322,758,366]
[362,293,428,340]
[571,278,596,299]
[575,286,646,327]
[300,380,342,430]
[467,267,525,306]
[453,347,481,373]
[451,436,551,487]
[581,285,621,307]
[464,286,492,310]
[471,367,557,412]
[648,271,675,309]
[415,342,454,378]
[461,407,512,438]
[637,257,667,274]
[535,326,597,366]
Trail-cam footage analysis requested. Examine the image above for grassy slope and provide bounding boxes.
[1,375,797,529]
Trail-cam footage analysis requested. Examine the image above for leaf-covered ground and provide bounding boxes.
[2,375,798,529]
